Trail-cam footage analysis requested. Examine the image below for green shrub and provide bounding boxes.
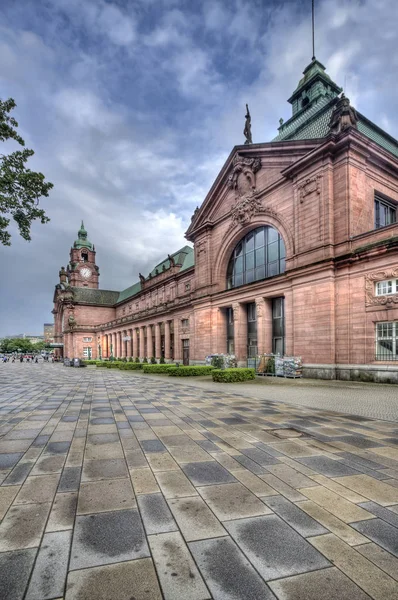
[168,366,214,377]
[142,364,177,373]
[96,361,108,367]
[119,362,143,370]
[135,357,140,363]
[121,357,127,362]
[150,356,157,364]
[212,368,255,382]
[211,355,224,369]
[143,357,148,363]
[106,361,122,369]
[128,356,133,362]
[83,360,97,365]
[159,356,165,364]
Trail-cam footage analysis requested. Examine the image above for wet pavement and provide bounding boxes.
[0,363,398,599]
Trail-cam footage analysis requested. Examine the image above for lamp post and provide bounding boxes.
[98,336,102,360]
[110,342,113,361]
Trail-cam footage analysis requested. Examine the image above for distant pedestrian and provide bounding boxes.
[20,356,23,363]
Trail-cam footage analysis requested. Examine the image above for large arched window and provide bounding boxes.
[227,226,285,289]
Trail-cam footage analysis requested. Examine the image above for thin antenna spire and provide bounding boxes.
[312,0,316,60]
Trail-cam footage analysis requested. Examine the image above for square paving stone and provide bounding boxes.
[46,492,77,532]
[168,445,213,464]
[87,433,119,445]
[225,514,330,580]
[32,455,66,474]
[77,478,136,514]
[351,518,398,557]
[25,531,71,600]
[65,558,162,600]
[0,502,51,551]
[0,439,34,453]
[0,452,23,470]
[3,461,34,485]
[148,531,210,600]
[189,536,276,600]
[197,483,271,521]
[58,467,82,491]
[155,469,198,498]
[168,496,227,541]
[70,509,149,570]
[44,441,71,454]
[268,566,372,600]
[140,439,167,453]
[240,448,280,466]
[333,474,398,506]
[297,456,361,477]
[182,461,237,486]
[90,418,115,424]
[234,455,267,475]
[14,474,60,504]
[85,442,124,460]
[356,542,398,582]
[82,459,128,481]
[263,496,329,537]
[137,493,177,534]
[0,548,37,600]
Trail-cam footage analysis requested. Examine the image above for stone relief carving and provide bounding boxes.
[232,303,239,321]
[196,239,207,261]
[227,153,264,225]
[255,299,263,317]
[298,175,322,203]
[365,268,398,307]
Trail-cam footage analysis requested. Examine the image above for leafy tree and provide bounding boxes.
[0,98,53,245]
[0,337,34,353]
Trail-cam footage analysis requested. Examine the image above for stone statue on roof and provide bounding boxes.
[244,104,253,145]
[139,273,145,284]
[329,94,358,135]
[168,254,175,267]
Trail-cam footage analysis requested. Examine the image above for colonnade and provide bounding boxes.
[101,319,180,360]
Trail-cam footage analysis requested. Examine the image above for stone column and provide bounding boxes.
[164,320,171,360]
[155,322,161,359]
[139,326,145,358]
[128,328,133,358]
[233,302,248,365]
[132,328,138,358]
[111,332,116,358]
[263,299,273,354]
[115,332,119,358]
[121,331,126,358]
[173,319,182,361]
[147,325,153,359]
[255,297,267,355]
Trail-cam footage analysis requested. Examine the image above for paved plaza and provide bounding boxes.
[0,364,398,600]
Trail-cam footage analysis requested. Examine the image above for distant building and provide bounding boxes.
[53,58,398,383]
[44,323,54,344]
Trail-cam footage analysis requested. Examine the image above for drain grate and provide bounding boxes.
[268,428,305,439]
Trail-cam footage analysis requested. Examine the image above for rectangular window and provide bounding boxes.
[83,347,92,358]
[226,307,234,355]
[272,297,285,355]
[375,280,398,296]
[181,319,189,328]
[185,282,191,291]
[375,194,397,228]
[83,337,92,342]
[376,321,398,360]
[247,303,257,359]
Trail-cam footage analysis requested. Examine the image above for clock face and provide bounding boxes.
[80,267,92,279]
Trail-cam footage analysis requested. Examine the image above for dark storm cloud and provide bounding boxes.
[0,0,397,335]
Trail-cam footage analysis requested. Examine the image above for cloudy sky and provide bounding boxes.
[1,0,397,336]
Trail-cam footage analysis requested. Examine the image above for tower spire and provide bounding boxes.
[312,0,316,60]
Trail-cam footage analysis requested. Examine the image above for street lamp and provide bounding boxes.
[98,336,102,360]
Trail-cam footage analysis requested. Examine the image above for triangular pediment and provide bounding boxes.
[185,140,321,240]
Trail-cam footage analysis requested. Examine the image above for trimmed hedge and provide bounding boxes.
[168,366,214,377]
[119,363,143,370]
[96,361,108,367]
[105,361,123,368]
[83,360,97,365]
[212,368,256,382]
[142,364,177,374]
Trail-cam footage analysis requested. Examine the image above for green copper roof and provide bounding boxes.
[272,59,398,158]
[72,287,119,305]
[117,246,194,304]
[73,221,93,250]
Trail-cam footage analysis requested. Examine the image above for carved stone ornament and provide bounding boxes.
[68,313,77,329]
[255,299,263,317]
[232,303,239,321]
[298,175,322,203]
[231,196,278,225]
[365,268,398,307]
[329,94,358,135]
[227,154,261,197]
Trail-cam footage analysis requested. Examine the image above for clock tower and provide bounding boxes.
[67,221,99,288]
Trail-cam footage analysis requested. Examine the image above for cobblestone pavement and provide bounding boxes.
[1,363,398,600]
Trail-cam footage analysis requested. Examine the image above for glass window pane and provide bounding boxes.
[268,241,279,262]
[255,248,265,266]
[235,273,243,287]
[246,232,255,252]
[255,228,265,248]
[245,251,254,270]
[235,242,243,257]
[268,262,279,277]
[273,298,282,318]
[280,258,285,273]
[279,239,286,259]
[268,227,279,243]
[235,256,243,273]
[274,338,283,355]
[255,266,266,281]
[246,269,254,284]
